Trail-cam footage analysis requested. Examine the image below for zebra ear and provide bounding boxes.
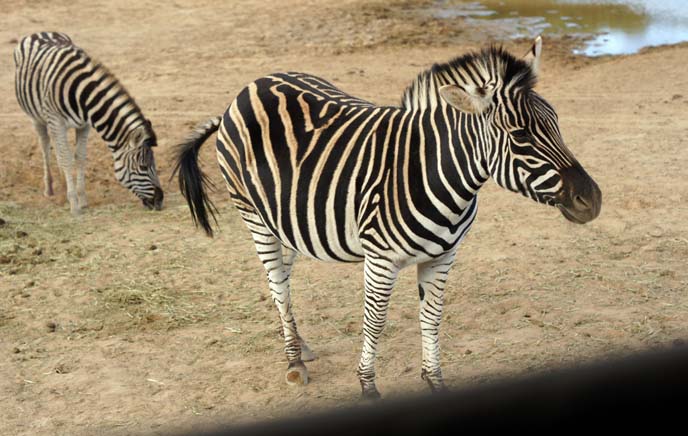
[143,119,157,146]
[439,84,494,114]
[129,125,147,147]
[523,35,542,76]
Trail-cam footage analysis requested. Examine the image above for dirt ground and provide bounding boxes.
[1,1,687,435]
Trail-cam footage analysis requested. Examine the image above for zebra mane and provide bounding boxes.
[401,45,537,110]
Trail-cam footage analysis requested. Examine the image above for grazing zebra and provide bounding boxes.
[174,37,601,398]
[14,31,163,214]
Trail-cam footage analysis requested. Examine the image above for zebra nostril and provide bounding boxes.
[573,194,590,210]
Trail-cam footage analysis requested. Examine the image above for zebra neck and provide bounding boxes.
[408,106,489,214]
[101,119,146,154]
[402,73,490,201]
[79,66,146,151]
[93,111,147,154]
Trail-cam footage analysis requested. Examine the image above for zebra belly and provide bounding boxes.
[244,167,366,263]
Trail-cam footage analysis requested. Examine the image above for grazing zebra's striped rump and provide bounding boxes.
[175,37,601,398]
[14,31,163,212]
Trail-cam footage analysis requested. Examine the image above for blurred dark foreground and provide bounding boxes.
[171,345,688,435]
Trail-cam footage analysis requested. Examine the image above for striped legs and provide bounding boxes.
[281,246,316,362]
[47,119,79,215]
[75,126,90,209]
[417,250,457,392]
[357,256,399,399]
[247,219,309,385]
[282,245,297,276]
[33,122,53,197]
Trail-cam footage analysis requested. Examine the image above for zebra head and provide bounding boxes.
[437,37,601,224]
[114,119,164,210]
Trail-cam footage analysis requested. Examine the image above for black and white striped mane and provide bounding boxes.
[400,46,538,111]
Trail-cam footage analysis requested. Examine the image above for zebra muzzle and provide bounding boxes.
[557,165,602,224]
[142,186,164,211]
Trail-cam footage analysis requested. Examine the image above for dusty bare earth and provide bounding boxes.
[1,1,687,435]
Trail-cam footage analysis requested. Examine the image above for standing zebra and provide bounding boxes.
[14,32,163,214]
[175,37,601,398]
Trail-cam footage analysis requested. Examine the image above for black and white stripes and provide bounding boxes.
[14,31,163,213]
[175,37,601,397]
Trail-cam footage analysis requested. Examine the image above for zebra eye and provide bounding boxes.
[510,128,532,143]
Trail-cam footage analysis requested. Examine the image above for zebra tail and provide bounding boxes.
[172,116,222,237]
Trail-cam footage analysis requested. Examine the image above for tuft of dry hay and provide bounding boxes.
[92,282,212,330]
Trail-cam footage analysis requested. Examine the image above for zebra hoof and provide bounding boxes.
[300,340,317,362]
[361,388,382,401]
[429,383,449,394]
[421,368,447,393]
[285,361,309,386]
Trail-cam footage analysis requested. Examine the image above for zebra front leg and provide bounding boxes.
[75,125,90,209]
[416,250,457,392]
[251,232,308,385]
[357,256,399,399]
[33,122,53,197]
[281,246,316,362]
[48,120,79,215]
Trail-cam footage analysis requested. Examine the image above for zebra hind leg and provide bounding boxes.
[33,122,54,197]
[416,250,457,393]
[282,246,316,362]
[248,224,308,385]
[75,126,90,209]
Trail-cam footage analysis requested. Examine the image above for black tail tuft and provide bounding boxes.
[171,116,222,237]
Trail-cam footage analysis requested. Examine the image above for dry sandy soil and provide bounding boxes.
[1,1,687,435]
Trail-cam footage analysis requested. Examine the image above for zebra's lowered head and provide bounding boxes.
[114,119,164,210]
[433,37,601,224]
